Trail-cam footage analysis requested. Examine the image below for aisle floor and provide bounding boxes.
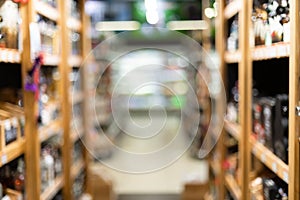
[91,111,208,198]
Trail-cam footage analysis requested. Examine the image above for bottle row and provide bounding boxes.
[250,175,288,200]
[226,91,289,164]
[0,137,84,199]
[227,0,290,52]
[0,157,24,199]
[0,0,81,57]
[223,149,288,200]
[0,102,24,147]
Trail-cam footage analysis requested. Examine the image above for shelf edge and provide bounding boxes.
[35,1,59,22]
[224,0,242,19]
[0,139,25,167]
[224,174,241,200]
[250,136,289,183]
[224,120,240,141]
[40,176,64,200]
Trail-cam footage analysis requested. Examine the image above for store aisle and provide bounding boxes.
[91,111,208,199]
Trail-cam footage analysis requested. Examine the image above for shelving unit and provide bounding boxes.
[0,0,92,199]
[214,0,300,199]
[224,121,289,183]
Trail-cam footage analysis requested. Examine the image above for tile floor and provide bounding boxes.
[91,111,208,199]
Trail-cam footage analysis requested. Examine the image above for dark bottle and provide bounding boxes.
[1,166,13,190]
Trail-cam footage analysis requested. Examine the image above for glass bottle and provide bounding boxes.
[13,159,25,193]
[41,149,55,191]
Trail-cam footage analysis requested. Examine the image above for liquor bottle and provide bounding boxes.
[41,149,55,191]
[227,16,238,51]
[13,159,25,193]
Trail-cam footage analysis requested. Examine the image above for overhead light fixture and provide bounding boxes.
[167,20,209,31]
[95,21,141,31]
[146,10,159,25]
[145,0,157,10]
[145,0,159,25]
[205,7,217,19]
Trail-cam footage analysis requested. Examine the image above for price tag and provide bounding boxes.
[21,116,25,124]
[2,154,7,165]
[277,45,287,57]
[252,147,257,155]
[4,120,11,131]
[261,154,266,163]
[12,117,18,127]
[283,171,289,183]
[272,163,277,173]
[268,47,276,58]
[0,50,5,61]
[287,45,290,55]
[14,51,19,62]
[253,50,257,60]
[7,51,13,62]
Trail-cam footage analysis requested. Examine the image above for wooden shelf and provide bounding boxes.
[250,136,289,183]
[72,92,83,105]
[40,175,64,200]
[39,119,62,142]
[224,174,241,200]
[0,139,25,167]
[43,54,60,66]
[209,159,220,176]
[252,42,290,61]
[224,0,242,19]
[0,49,21,63]
[224,50,241,63]
[35,1,59,22]
[204,192,214,200]
[251,191,264,200]
[71,159,85,181]
[67,17,82,32]
[71,126,83,144]
[68,55,82,67]
[224,120,240,141]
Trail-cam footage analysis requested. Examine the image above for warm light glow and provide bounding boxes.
[146,11,159,25]
[205,7,217,19]
[145,0,159,25]
[167,20,209,30]
[95,21,141,31]
[144,0,157,10]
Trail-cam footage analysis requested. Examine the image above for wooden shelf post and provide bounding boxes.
[20,1,42,199]
[238,0,252,199]
[289,0,300,199]
[215,0,226,199]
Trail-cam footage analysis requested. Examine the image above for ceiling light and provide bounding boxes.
[167,20,208,30]
[205,8,217,19]
[95,21,141,31]
[144,0,157,11]
[146,11,159,25]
